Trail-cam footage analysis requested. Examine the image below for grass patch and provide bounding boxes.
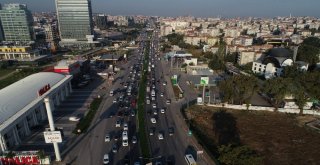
[0,68,42,90]
[0,69,15,78]
[137,41,151,159]
[172,85,181,99]
[73,97,102,134]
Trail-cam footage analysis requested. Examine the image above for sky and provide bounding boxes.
[1,0,320,18]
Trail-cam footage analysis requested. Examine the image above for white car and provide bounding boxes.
[152,103,157,109]
[122,139,129,146]
[69,116,81,122]
[123,123,128,131]
[105,133,110,142]
[158,133,164,140]
[166,99,171,105]
[160,108,165,114]
[115,120,121,127]
[150,118,157,124]
[113,98,117,103]
[160,93,164,97]
[103,154,109,164]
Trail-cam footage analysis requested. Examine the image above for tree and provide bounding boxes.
[209,54,225,71]
[224,52,238,64]
[263,78,290,111]
[218,144,263,165]
[294,89,308,115]
[297,45,320,65]
[218,75,258,104]
[166,33,184,45]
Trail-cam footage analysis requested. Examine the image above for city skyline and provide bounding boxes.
[0,0,320,18]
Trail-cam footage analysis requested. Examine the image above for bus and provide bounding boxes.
[184,154,197,165]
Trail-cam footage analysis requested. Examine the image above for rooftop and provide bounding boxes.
[0,72,67,126]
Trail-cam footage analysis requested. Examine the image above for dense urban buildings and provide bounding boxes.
[0,3,34,43]
[55,0,94,45]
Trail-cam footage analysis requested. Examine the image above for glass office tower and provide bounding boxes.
[56,0,93,42]
[0,3,34,43]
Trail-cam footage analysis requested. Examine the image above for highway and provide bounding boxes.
[63,32,146,165]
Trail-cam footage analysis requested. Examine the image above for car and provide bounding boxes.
[160,108,165,114]
[152,96,156,101]
[158,133,164,140]
[113,98,117,103]
[114,134,119,141]
[112,144,118,153]
[166,99,171,105]
[153,110,158,115]
[105,133,111,142]
[130,110,135,116]
[124,155,130,165]
[115,120,121,127]
[122,139,129,146]
[132,135,137,144]
[155,161,162,165]
[163,81,167,86]
[168,127,174,136]
[117,111,123,117]
[152,103,157,109]
[151,118,157,124]
[69,114,82,121]
[149,128,155,136]
[160,92,164,97]
[123,123,128,131]
[134,162,141,165]
[103,154,109,164]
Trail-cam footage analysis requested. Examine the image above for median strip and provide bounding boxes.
[73,97,103,134]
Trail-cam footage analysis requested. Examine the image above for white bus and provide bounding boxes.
[122,131,128,146]
[185,154,197,165]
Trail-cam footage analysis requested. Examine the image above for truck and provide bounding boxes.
[151,89,155,97]
[122,131,128,146]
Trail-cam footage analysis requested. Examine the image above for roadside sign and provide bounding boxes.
[188,130,192,136]
[197,150,204,154]
[44,131,62,143]
[200,77,209,85]
[171,75,178,85]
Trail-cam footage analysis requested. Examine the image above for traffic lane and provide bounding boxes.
[75,56,139,165]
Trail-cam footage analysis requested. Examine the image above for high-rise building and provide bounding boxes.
[95,14,107,29]
[56,0,93,42]
[0,3,34,43]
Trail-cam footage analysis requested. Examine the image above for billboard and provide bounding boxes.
[43,131,62,143]
[200,77,209,85]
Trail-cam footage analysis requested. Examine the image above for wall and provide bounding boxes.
[207,104,320,116]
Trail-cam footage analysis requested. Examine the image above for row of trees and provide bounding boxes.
[218,68,320,113]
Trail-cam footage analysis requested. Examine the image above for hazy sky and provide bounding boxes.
[1,0,320,18]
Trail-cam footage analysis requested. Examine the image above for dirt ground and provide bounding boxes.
[187,106,320,165]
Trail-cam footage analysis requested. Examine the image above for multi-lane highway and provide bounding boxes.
[63,31,147,165]
[62,22,214,165]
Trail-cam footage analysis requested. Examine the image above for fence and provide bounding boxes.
[206,104,320,116]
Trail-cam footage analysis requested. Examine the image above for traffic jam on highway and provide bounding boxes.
[102,34,147,165]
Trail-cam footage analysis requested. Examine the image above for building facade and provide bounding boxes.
[0,72,72,153]
[0,3,34,43]
[56,0,93,42]
[95,14,107,29]
[0,46,46,61]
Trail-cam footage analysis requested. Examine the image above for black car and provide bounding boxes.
[168,127,174,136]
[124,155,130,165]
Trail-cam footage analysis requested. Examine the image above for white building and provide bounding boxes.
[252,48,293,79]
[0,72,72,153]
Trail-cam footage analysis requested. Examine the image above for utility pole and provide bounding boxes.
[202,84,205,104]
[44,98,61,161]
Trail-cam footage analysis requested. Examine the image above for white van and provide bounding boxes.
[185,154,196,165]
